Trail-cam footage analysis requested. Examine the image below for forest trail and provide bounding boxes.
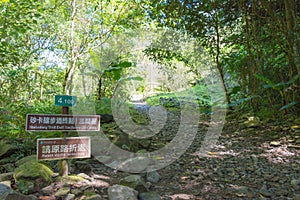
[90,108,300,199]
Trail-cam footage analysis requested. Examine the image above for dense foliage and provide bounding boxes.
[0,0,299,138]
[146,0,300,113]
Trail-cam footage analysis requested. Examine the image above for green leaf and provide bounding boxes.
[254,73,274,86]
[105,61,132,72]
[287,74,300,85]
[279,101,298,111]
[115,61,132,68]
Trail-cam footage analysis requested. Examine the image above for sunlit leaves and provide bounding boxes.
[0,0,44,65]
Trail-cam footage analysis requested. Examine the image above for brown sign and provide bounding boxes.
[26,114,100,131]
[37,137,91,160]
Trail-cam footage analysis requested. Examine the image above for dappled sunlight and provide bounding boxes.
[168,193,197,200]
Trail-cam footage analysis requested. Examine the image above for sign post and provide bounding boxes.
[25,95,100,177]
[26,114,100,131]
[61,104,69,176]
[55,95,77,107]
[37,137,91,160]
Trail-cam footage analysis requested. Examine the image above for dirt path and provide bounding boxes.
[93,108,300,199]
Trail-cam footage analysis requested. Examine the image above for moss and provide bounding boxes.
[0,141,12,157]
[15,155,37,167]
[56,175,85,185]
[14,161,53,183]
[84,191,98,197]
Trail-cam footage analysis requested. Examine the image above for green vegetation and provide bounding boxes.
[14,161,53,194]
[0,0,299,155]
[146,84,211,111]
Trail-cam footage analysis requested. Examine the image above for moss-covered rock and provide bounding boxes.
[56,175,85,186]
[15,155,37,167]
[120,175,144,189]
[54,186,70,198]
[13,161,53,194]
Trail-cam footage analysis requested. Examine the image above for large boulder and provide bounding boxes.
[15,155,37,167]
[0,172,14,182]
[14,161,53,194]
[108,185,138,200]
[0,183,37,200]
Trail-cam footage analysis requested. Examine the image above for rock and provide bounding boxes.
[89,179,110,188]
[65,193,76,200]
[0,183,13,197]
[3,193,37,200]
[60,175,86,186]
[270,141,281,147]
[108,185,138,200]
[70,188,82,196]
[259,183,272,197]
[146,171,161,184]
[235,186,253,198]
[120,175,144,189]
[86,194,102,200]
[41,184,55,196]
[294,194,300,200]
[0,183,36,200]
[138,192,161,200]
[138,139,152,149]
[15,155,37,167]
[54,186,70,198]
[0,172,13,182]
[77,173,91,180]
[118,157,150,173]
[14,161,53,194]
[94,156,112,163]
[251,155,258,165]
[1,181,11,187]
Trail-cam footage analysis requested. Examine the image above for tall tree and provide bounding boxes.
[43,0,146,95]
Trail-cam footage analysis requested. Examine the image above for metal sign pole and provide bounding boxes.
[60,106,69,176]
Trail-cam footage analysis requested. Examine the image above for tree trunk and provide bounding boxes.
[63,0,77,95]
[97,77,102,100]
[214,16,232,110]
